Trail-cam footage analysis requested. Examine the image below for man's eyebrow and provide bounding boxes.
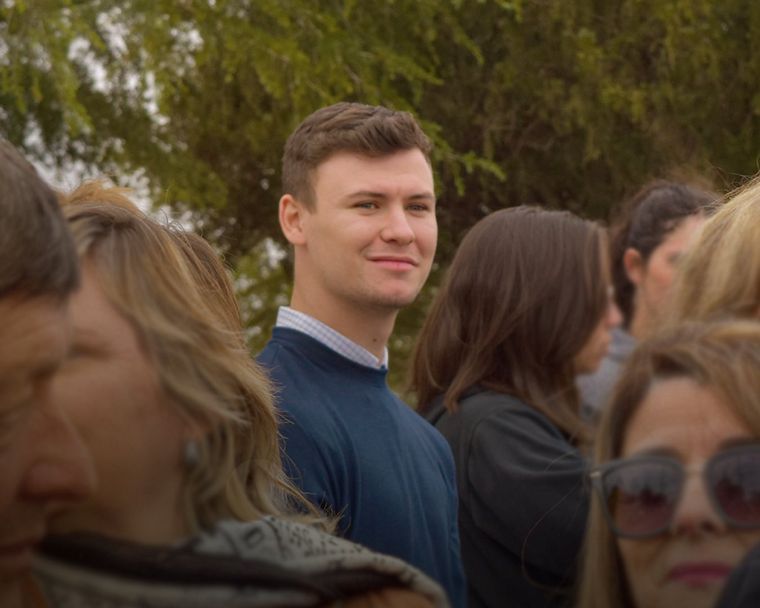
[346,190,389,199]
[345,190,436,200]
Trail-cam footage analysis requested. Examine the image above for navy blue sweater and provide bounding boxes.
[258,328,466,607]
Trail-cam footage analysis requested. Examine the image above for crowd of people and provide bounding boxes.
[1,101,758,608]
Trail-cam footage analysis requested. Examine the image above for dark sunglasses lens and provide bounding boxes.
[603,460,680,536]
[711,450,760,527]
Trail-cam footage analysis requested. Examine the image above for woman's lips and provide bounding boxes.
[667,562,733,587]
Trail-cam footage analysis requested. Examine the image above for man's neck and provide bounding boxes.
[289,293,396,360]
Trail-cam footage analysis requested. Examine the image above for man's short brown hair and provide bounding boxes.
[281,102,432,208]
[0,140,79,299]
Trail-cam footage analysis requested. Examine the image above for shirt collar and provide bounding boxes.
[275,307,389,370]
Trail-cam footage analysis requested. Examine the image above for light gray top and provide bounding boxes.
[577,327,637,417]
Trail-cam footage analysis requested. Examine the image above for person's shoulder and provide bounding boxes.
[34,521,448,608]
[387,392,450,442]
[455,389,535,423]
[456,389,569,444]
[202,518,448,606]
[192,517,358,560]
[257,329,307,365]
[716,542,760,608]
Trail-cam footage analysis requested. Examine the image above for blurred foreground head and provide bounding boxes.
[0,141,94,607]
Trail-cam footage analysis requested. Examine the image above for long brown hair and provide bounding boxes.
[410,205,607,442]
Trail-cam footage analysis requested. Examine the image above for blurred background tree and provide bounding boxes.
[2,0,759,391]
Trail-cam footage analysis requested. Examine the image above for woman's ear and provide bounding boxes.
[623,248,644,286]
[279,194,307,246]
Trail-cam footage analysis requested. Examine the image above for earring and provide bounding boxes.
[184,439,201,469]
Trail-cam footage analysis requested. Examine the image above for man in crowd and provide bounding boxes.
[258,102,466,607]
[0,141,95,608]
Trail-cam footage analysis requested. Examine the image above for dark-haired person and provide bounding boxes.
[257,102,466,606]
[578,179,717,413]
[578,320,760,608]
[0,140,95,608]
[410,206,620,607]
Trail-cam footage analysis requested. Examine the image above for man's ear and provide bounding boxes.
[623,247,644,286]
[279,194,308,246]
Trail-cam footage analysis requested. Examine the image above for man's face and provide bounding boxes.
[0,295,94,592]
[296,148,437,314]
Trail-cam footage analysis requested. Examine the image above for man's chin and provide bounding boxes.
[364,294,419,312]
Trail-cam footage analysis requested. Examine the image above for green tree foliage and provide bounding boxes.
[2,0,759,391]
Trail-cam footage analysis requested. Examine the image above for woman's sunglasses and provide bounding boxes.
[590,444,760,539]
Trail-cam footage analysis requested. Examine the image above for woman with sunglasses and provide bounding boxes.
[577,320,760,608]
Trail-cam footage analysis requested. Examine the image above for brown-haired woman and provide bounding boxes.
[410,206,620,607]
[578,180,717,413]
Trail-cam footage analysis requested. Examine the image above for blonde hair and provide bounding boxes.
[668,174,760,322]
[576,320,760,607]
[61,181,327,532]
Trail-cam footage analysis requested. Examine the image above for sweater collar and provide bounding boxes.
[276,307,388,370]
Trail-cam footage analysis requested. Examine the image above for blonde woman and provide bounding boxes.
[34,183,446,608]
[577,320,760,608]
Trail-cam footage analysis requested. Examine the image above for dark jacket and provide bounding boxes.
[716,542,760,608]
[428,388,589,608]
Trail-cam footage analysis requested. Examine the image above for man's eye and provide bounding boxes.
[408,203,430,212]
[356,201,377,209]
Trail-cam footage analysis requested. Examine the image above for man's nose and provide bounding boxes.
[380,204,415,245]
[20,396,96,504]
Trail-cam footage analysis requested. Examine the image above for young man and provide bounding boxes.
[258,102,466,607]
[0,141,96,608]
